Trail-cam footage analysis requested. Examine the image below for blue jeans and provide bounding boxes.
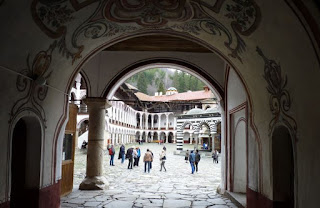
[144,161,151,173]
[121,153,125,163]
[110,154,114,165]
[190,162,195,174]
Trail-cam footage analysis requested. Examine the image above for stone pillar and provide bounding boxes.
[151,133,154,142]
[151,114,154,129]
[80,98,109,190]
[165,133,168,143]
[190,133,193,144]
[158,115,161,130]
[173,134,176,143]
[166,114,169,130]
[145,114,148,130]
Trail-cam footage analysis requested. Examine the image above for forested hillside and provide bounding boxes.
[126,68,205,95]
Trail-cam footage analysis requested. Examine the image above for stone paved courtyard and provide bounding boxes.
[61,143,238,208]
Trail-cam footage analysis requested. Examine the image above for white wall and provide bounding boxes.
[233,117,247,193]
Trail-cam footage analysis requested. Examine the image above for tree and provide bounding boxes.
[157,81,166,95]
[137,73,148,94]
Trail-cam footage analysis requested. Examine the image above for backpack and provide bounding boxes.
[109,148,113,155]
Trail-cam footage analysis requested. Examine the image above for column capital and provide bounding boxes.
[83,97,111,108]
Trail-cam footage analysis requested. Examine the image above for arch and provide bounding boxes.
[168,132,174,143]
[272,125,295,207]
[104,58,223,101]
[10,115,43,207]
[153,114,159,129]
[147,114,152,129]
[58,31,263,197]
[136,113,141,128]
[195,120,212,133]
[160,114,166,129]
[168,114,174,129]
[77,71,91,97]
[180,121,194,131]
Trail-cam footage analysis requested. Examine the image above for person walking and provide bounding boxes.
[143,149,153,173]
[159,150,166,172]
[195,149,201,172]
[133,147,138,167]
[120,144,125,164]
[136,147,141,166]
[189,150,196,174]
[109,145,115,166]
[127,147,134,169]
[185,150,190,163]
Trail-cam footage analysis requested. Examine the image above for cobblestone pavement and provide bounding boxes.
[61,143,237,208]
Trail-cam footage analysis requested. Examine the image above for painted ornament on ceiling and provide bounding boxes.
[31,0,261,64]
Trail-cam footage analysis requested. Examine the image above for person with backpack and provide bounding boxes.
[195,149,201,172]
[109,145,115,166]
[126,147,134,169]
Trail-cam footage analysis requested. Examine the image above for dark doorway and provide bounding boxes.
[11,117,42,208]
[272,126,294,208]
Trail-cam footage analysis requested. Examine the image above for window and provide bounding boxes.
[62,133,73,160]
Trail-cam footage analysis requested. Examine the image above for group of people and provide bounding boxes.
[185,149,201,174]
[185,149,219,174]
[107,144,167,173]
[108,144,218,175]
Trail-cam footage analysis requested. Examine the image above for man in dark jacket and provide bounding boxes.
[189,150,196,174]
[195,149,201,172]
[126,147,133,169]
[120,144,125,164]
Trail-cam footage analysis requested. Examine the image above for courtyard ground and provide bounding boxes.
[61,143,238,208]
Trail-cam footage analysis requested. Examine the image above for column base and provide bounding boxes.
[79,176,109,190]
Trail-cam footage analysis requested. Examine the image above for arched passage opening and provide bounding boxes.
[11,116,42,208]
[61,34,256,207]
[272,125,294,208]
[136,113,141,129]
[168,132,174,143]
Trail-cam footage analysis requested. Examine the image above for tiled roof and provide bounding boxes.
[135,90,214,102]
